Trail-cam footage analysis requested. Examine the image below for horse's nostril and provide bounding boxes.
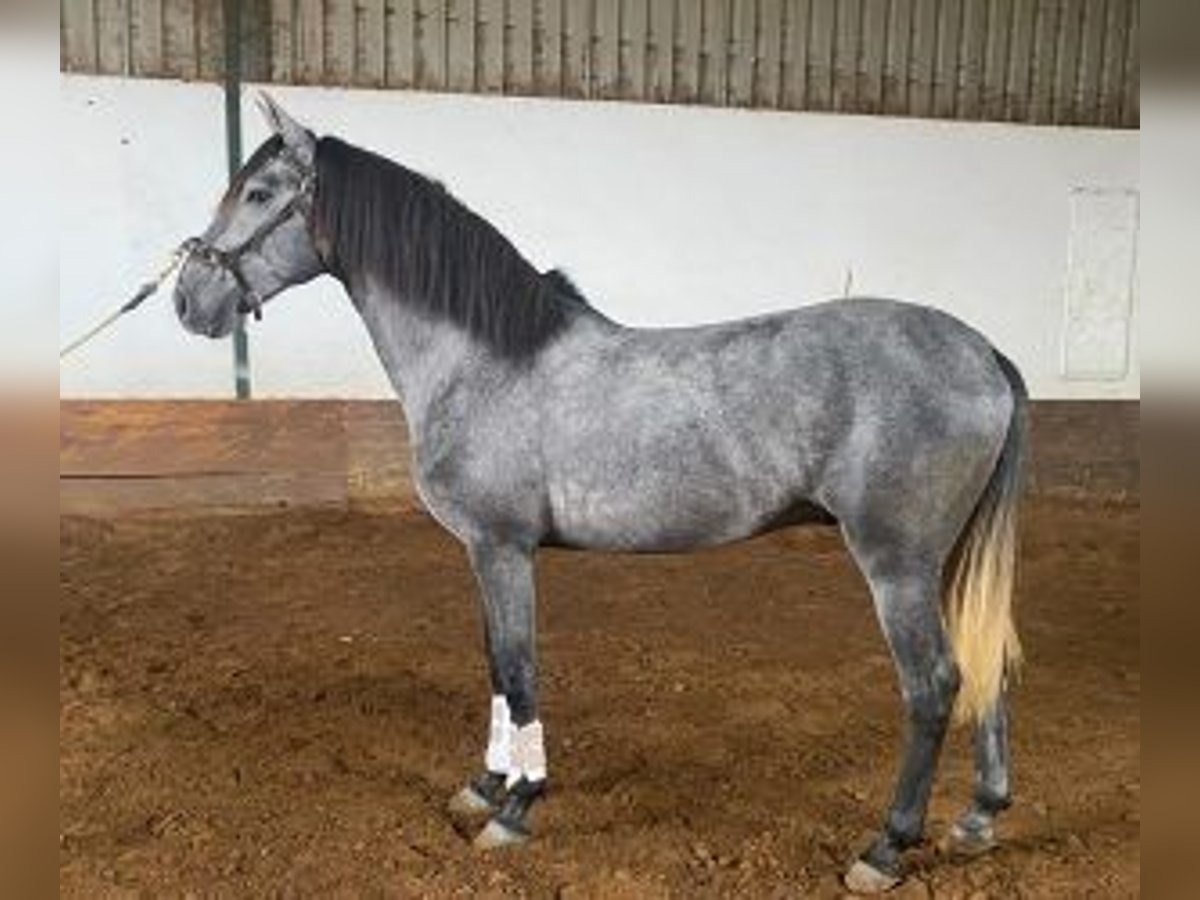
[175,290,189,318]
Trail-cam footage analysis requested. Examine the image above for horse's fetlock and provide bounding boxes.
[974,784,1011,815]
[885,814,925,851]
[861,835,904,877]
[508,775,547,801]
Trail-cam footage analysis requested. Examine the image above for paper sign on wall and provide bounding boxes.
[1062,188,1138,381]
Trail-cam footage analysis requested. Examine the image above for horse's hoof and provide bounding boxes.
[843,859,901,894]
[941,820,997,857]
[447,785,496,817]
[473,818,529,851]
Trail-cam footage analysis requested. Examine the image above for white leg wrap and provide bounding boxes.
[509,720,547,786]
[484,695,512,774]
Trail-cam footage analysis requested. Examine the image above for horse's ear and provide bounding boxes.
[256,92,315,166]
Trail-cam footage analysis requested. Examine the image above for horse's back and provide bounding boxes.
[532,298,1016,552]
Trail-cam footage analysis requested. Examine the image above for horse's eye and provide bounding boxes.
[246,187,272,205]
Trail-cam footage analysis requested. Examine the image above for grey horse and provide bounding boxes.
[173,95,1026,893]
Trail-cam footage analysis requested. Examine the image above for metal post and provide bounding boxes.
[224,0,251,399]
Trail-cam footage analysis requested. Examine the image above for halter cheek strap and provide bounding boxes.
[184,154,315,321]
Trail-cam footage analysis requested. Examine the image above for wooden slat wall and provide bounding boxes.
[60,0,1140,128]
[62,0,98,72]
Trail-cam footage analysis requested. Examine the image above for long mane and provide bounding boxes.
[311,136,588,360]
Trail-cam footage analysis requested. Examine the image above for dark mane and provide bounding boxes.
[312,137,588,360]
[542,268,587,303]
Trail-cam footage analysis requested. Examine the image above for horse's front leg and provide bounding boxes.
[449,540,547,848]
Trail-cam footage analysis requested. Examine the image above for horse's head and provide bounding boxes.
[174,94,325,337]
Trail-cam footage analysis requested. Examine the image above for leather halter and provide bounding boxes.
[183,149,315,321]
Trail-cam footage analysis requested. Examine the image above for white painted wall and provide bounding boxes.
[60,75,1139,399]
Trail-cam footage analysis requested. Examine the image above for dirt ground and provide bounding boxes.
[60,498,1139,898]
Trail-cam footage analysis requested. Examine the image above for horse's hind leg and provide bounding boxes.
[449,541,548,849]
[946,691,1010,855]
[842,552,959,894]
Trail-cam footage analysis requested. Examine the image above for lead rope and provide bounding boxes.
[59,244,190,360]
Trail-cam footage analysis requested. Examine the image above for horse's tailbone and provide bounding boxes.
[945,352,1028,725]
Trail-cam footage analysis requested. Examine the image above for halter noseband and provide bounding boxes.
[184,149,315,321]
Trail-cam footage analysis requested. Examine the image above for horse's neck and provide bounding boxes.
[350,279,481,433]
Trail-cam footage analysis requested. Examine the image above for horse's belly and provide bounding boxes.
[545,476,772,552]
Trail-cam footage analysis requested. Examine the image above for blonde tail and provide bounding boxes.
[946,352,1027,725]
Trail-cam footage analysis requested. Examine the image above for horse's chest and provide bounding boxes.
[409,435,545,543]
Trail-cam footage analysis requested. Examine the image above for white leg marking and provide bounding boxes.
[485,695,512,774]
[509,720,547,786]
